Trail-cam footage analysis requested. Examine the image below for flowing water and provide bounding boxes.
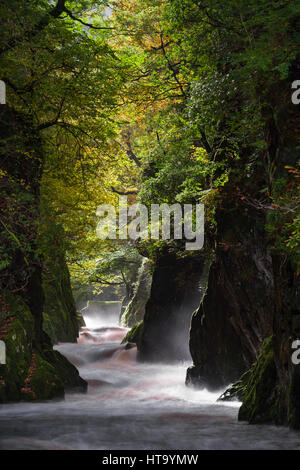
[0,311,300,450]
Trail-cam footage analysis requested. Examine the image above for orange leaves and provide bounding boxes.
[285,163,300,178]
[21,351,37,400]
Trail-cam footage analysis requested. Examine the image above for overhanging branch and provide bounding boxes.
[0,0,67,55]
[63,7,114,30]
[0,0,113,56]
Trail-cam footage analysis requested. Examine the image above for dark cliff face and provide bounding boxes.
[186,195,300,426]
[188,61,300,425]
[187,208,274,390]
[136,164,300,426]
[138,251,210,363]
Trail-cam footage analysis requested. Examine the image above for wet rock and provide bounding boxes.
[185,366,226,392]
[138,251,209,363]
[217,370,252,402]
[0,105,86,402]
[124,342,136,350]
[238,336,278,423]
[188,207,274,390]
[188,201,300,427]
[0,291,87,401]
[42,347,87,394]
[121,321,144,348]
[121,259,152,328]
[42,239,81,344]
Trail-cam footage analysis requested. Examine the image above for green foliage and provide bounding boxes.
[0,0,141,293]
[1,0,299,300]
[90,245,143,294]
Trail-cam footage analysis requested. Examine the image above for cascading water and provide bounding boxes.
[81,300,122,328]
[0,306,300,450]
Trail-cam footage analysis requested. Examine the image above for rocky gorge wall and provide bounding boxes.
[136,249,211,363]
[187,206,274,390]
[125,59,300,428]
[0,105,86,402]
[186,198,300,429]
[121,258,152,328]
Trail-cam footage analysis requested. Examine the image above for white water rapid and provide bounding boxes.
[0,308,300,450]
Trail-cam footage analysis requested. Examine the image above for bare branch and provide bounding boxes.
[90,278,124,286]
[63,7,114,30]
[124,135,142,167]
[239,193,300,214]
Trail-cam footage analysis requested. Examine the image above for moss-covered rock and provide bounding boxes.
[42,237,79,344]
[76,311,86,329]
[121,259,152,328]
[218,336,284,424]
[121,321,144,348]
[217,369,252,402]
[0,106,86,403]
[0,292,34,401]
[187,205,275,390]
[21,352,64,401]
[237,336,278,423]
[0,290,87,402]
[217,337,277,408]
[43,347,87,393]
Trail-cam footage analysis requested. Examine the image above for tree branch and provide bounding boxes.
[111,187,138,196]
[0,0,113,56]
[0,0,66,55]
[159,32,186,98]
[90,278,124,286]
[124,135,142,167]
[63,7,114,30]
[200,128,212,153]
[36,96,66,131]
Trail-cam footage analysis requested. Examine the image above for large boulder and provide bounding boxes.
[121,321,144,348]
[0,291,86,402]
[138,250,210,362]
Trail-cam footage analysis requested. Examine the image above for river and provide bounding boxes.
[0,318,300,450]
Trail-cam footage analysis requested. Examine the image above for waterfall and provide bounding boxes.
[81,300,122,328]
